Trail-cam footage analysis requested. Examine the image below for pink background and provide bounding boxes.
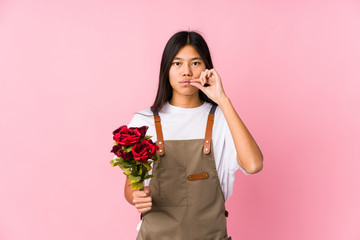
[1,0,360,239]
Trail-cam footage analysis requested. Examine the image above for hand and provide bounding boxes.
[132,186,152,214]
[189,68,228,104]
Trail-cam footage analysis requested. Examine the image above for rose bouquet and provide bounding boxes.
[109,125,160,190]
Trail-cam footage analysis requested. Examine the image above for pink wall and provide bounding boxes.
[1,0,360,239]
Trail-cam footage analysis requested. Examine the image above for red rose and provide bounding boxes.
[113,125,149,146]
[133,126,149,138]
[132,139,159,163]
[110,145,133,160]
[112,125,127,135]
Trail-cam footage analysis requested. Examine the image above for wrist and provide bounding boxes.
[217,95,230,109]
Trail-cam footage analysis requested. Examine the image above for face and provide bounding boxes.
[168,45,206,97]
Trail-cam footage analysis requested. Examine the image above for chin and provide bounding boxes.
[172,84,199,96]
[179,89,199,96]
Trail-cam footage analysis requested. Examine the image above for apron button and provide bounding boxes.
[159,150,163,152]
[206,140,209,143]
[159,142,162,144]
[205,148,208,152]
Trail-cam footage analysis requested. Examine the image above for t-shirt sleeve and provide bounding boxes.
[128,113,142,128]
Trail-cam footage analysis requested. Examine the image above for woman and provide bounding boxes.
[125,31,263,240]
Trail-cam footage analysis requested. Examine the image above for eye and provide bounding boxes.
[173,62,180,66]
[192,62,201,66]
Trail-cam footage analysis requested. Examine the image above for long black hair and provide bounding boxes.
[150,30,217,114]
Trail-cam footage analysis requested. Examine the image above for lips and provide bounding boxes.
[180,79,192,83]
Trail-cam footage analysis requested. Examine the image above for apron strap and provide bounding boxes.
[153,111,165,156]
[203,104,217,154]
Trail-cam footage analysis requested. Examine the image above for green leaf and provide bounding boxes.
[131,181,144,190]
[152,154,160,162]
[109,157,124,167]
[122,145,133,153]
[122,161,133,168]
[109,160,115,167]
[114,157,132,170]
[144,175,154,180]
[143,135,152,140]
[137,165,143,175]
[113,162,122,167]
[142,162,152,171]
[119,165,131,172]
[119,167,132,175]
[128,174,141,183]
[117,162,131,173]
[110,157,135,176]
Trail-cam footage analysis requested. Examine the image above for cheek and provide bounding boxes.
[168,67,179,82]
[168,71,175,83]
[194,67,205,77]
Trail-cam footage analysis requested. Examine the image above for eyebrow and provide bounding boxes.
[173,57,202,61]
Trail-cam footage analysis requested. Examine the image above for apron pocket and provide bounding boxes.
[158,167,188,207]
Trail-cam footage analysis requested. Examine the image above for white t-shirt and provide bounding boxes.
[125,100,250,231]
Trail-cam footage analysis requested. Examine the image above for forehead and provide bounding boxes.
[174,45,202,60]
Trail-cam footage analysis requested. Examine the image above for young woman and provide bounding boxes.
[125,31,263,240]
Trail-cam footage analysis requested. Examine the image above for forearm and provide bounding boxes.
[218,96,263,174]
[124,177,135,205]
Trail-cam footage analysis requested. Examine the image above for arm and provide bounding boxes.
[218,96,263,174]
[189,68,264,174]
[124,177,135,205]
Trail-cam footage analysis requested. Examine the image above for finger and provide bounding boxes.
[209,68,220,79]
[205,69,211,80]
[133,196,152,204]
[135,202,152,209]
[189,78,201,83]
[206,69,212,85]
[203,70,209,85]
[200,71,205,86]
[133,191,148,198]
[144,186,151,196]
[138,207,151,213]
[189,81,206,92]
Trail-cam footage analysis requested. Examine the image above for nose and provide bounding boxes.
[182,63,192,77]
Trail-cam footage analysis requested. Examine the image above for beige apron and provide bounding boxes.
[136,104,229,240]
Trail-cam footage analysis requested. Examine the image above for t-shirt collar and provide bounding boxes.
[162,100,208,113]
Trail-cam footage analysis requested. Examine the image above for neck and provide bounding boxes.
[169,94,204,108]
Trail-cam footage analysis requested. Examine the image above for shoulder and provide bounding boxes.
[128,108,154,127]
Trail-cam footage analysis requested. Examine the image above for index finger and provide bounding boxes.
[189,78,201,83]
[209,68,220,78]
[190,78,209,86]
